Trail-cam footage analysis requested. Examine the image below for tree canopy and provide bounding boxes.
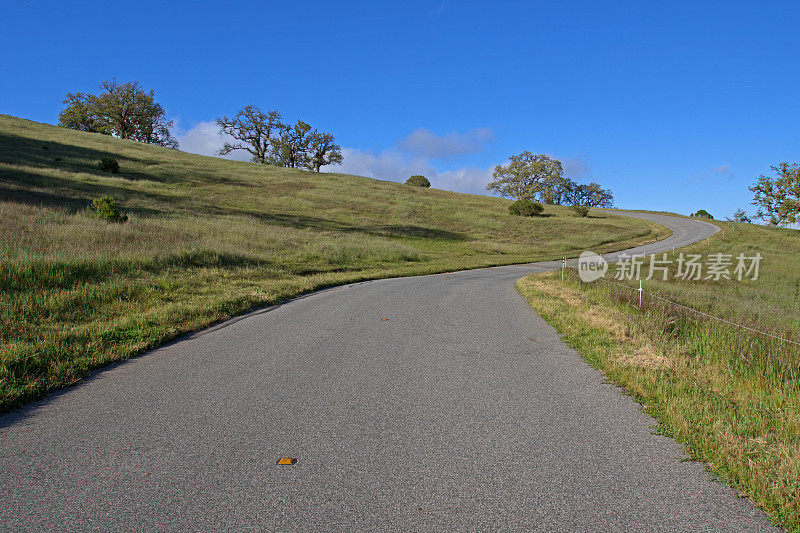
[405,175,431,187]
[487,152,562,201]
[58,79,177,148]
[732,209,752,223]
[216,106,283,164]
[749,163,800,226]
[487,151,613,208]
[216,105,342,172]
[308,132,344,172]
[690,209,714,219]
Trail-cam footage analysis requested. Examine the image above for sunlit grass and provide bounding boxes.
[517,222,800,531]
[0,114,667,412]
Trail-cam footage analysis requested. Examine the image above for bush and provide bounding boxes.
[89,196,128,223]
[98,157,120,174]
[405,175,431,187]
[509,199,544,217]
[571,205,590,217]
[691,209,714,219]
[732,209,751,223]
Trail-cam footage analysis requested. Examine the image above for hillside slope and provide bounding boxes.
[0,114,667,411]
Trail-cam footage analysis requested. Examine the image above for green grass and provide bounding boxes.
[516,221,800,531]
[0,114,668,413]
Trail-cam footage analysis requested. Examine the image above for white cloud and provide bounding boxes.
[713,164,733,175]
[175,120,251,161]
[561,156,591,179]
[331,147,437,181]
[689,163,734,183]
[435,167,494,195]
[398,127,494,159]
[175,121,499,195]
[324,146,495,195]
[325,139,598,197]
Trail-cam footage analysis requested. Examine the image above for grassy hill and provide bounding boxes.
[0,114,667,412]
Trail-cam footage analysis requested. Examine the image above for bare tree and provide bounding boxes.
[216,106,283,163]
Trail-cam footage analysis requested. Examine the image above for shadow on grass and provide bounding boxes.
[225,209,468,241]
[1,165,174,217]
[1,162,467,242]
[0,132,243,186]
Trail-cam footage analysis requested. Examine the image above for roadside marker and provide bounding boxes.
[276,458,296,465]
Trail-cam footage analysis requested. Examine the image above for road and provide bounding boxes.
[0,211,775,531]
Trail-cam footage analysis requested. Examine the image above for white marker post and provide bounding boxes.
[638,280,643,309]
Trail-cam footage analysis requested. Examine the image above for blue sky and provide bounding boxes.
[2,1,799,219]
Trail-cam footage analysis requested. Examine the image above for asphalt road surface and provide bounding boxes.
[0,211,776,531]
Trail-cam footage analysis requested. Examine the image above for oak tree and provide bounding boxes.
[58,79,177,148]
[487,152,563,201]
[270,120,314,168]
[58,92,107,134]
[306,131,343,172]
[750,163,800,226]
[216,106,283,163]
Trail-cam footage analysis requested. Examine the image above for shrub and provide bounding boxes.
[691,209,714,219]
[405,175,431,187]
[732,209,752,223]
[571,205,590,217]
[98,157,120,174]
[509,199,544,216]
[88,196,128,223]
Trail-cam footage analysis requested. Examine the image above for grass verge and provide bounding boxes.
[0,114,669,413]
[516,221,800,531]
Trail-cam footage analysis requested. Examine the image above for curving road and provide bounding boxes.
[0,211,775,531]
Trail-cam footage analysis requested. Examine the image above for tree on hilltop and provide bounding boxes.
[488,151,613,208]
[58,79,177,148]
[307,132,343,172]
[58,93,107,134]
[216,106,342,172]
[216,106,283,164]
[270,119,314,168]
[749,163,800,226]
[487,152,563,201]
